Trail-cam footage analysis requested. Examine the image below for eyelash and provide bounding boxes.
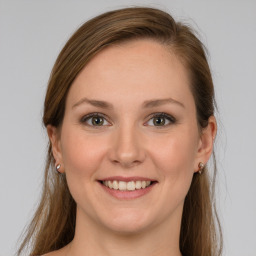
[146,112,176,127]
[80,112,176,128]
[80,112,110,127]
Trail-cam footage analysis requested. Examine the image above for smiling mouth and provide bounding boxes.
[99,180,157,191]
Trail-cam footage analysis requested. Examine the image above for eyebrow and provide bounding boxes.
[142,98,185,108]
[72,97,184,109]
[72,97,114,110]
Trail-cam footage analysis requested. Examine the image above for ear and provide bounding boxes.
[47,125,64,173]
[194,116,217,172]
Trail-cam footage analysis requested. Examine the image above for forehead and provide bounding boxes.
[67,39,194,109]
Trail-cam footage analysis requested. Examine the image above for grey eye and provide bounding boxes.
[153,117,166,126]
[81,113,110,126]
[146,113,176,127]
[91,116,104,126]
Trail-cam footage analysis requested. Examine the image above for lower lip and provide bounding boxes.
[99,182,157,200]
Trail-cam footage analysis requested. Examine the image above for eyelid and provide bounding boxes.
[80,112,176,128]
[144,112,176,127]
[80,112,111,126]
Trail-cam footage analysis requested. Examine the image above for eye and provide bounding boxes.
[80,113,111,127]
[145,113,176,127]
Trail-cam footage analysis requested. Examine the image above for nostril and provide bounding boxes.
[111,159,142,168]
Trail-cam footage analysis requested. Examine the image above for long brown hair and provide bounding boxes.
[18,7,222,256]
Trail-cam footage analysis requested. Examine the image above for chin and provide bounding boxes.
[104,221,150,235]
[99,208,156,235]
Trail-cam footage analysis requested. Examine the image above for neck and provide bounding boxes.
[66,206,183,256]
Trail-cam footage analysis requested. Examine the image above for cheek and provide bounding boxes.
[149,129,198,198]
[59,127,110,210]
[151,132,198,173]
[60,128,106,179]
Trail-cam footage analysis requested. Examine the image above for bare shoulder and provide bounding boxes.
[41,251,62,256]
[41,246,68,256]
[41,251,61,256]
[41,252,59,256]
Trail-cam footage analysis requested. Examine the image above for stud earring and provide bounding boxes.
[56,164,61,173]
[198,162,204,174]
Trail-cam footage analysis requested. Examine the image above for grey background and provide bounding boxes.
[0,0,255,255]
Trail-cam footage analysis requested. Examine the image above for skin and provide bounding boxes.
[47,39,216,256]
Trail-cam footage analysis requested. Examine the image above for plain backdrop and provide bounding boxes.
[0,0,255,255]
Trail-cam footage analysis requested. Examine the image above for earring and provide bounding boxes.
[56,164,61,173]
[198,162,204,174]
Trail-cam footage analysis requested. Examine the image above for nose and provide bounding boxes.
[108,124,146,168]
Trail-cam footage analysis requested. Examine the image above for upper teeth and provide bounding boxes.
[103,180,151,191]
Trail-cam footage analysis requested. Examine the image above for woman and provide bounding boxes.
[18,7,222,256]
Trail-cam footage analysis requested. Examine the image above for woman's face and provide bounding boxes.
[49,39,213,234]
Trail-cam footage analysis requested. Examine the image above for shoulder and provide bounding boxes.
[41,252,60,256]
[40,247,66,256]
[41,252,61,256]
